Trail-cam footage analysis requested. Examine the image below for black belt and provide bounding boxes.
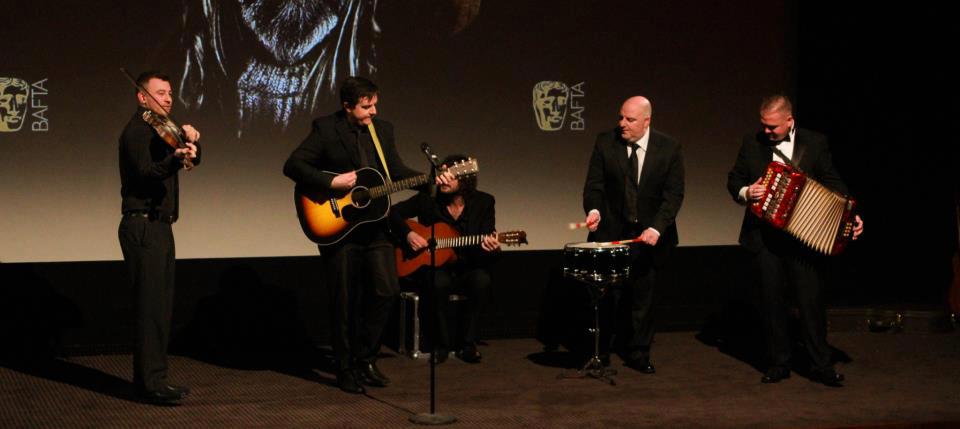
[123,211,175,223]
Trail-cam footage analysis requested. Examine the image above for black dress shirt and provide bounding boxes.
[118,107,202,222]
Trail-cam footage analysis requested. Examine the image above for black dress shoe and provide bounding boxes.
[137,387,184,405]
[625,359,655,374]
[163,384,191,398]
[811,369,844,387]
[337,369,366,394]
[356,361,390,387]
[456,345,482,364]
[761,367,790,384]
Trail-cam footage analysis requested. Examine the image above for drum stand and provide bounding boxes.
[559,277,618,385]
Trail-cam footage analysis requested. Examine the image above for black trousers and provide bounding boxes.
[755,242,831,372]
[321,231,399,371]
[600,242,658,362]
[415,266,491,349]
[118,216,175,392]
[594,220,671,362]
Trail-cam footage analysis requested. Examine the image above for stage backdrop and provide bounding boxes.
[1,0,790,262]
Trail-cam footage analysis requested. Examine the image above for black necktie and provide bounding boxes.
[354,128,371,167]
[624,143,640,223]
[628,143,640,184]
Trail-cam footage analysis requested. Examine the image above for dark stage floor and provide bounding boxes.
[2,331,959,428]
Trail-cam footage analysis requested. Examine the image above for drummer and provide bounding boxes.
[581,95,685,373]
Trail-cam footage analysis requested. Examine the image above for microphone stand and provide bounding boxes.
[409,150,457,426]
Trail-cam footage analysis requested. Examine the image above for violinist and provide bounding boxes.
[118,71,201,404]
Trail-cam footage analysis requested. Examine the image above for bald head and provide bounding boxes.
[623,96,652,118]
[618,96,652,142]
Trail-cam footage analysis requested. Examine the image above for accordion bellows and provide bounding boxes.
[750,162,857,255]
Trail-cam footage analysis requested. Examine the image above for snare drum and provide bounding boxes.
[563,242,631,283]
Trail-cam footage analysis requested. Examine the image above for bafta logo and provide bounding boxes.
[0,77,30,132]
[533,81,570,131]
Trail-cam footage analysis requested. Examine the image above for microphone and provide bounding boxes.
[420,142,440,168]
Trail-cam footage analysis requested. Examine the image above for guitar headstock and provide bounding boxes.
[497,230,528,246]
[444,158,479,179]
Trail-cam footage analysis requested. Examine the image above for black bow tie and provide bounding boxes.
[779,130,793,143]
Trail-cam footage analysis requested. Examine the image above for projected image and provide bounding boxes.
[179,0,481,137]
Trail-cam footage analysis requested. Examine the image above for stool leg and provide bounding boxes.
[399,292,422,359]
[399,293,408,356]
[412,294,421,359]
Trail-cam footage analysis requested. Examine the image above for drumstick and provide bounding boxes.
[596,236,644,246]
[568,222,589,230]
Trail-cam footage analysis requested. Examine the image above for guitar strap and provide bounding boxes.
[367,122,392,181]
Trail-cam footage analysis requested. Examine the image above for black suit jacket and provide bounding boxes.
[583,128,685,248]
[283,111,420,191]
[726,127,848,252]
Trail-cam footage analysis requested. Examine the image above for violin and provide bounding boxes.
[141,109,194,170]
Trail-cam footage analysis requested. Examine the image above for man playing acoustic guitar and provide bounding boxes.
[390,154,501,364]
[284,76,453,394]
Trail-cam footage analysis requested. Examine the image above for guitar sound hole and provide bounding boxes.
[352,187,371,208]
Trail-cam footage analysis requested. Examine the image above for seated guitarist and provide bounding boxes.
[390,154,500,363]
[283,76,452,394]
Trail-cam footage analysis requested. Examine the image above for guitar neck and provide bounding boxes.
[435,233,504,250]
[368,174,430,199]
[367,159,478,199]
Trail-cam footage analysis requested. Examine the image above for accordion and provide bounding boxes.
[750,161,857,255]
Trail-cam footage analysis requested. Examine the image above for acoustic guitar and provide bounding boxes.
[395,220,527,277]
[295,159,479,246]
